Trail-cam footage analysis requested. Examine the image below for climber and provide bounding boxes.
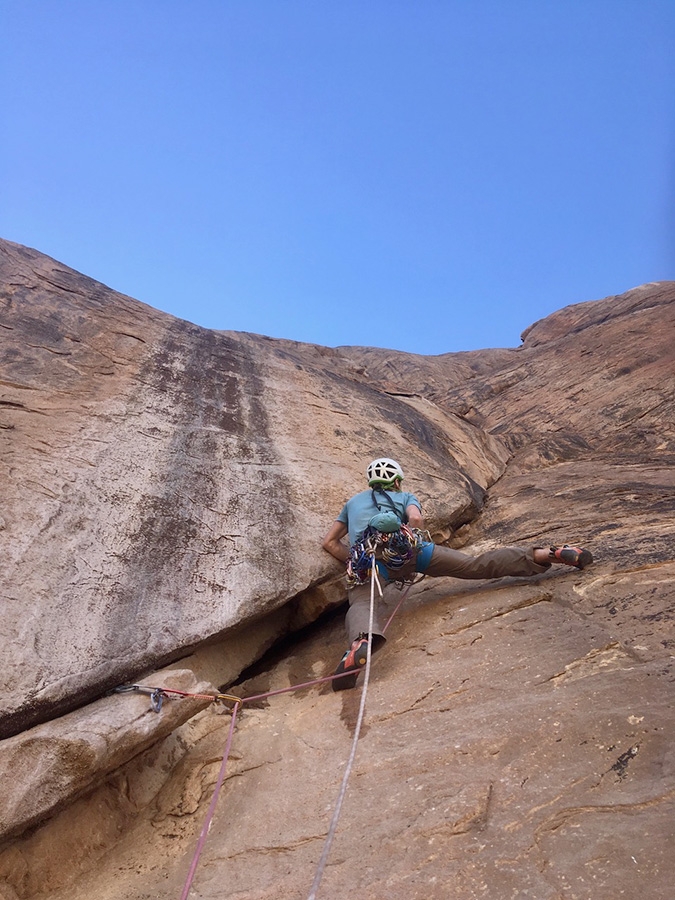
[321,457,593,691]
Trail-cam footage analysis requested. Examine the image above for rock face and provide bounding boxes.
[0,239,674,899]
[0,239,505,740]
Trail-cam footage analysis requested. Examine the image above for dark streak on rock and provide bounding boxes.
[611,745,639,780]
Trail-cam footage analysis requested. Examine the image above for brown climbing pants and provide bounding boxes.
[345,545,550,646]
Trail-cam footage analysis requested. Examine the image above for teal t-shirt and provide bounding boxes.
[337,489,422,546]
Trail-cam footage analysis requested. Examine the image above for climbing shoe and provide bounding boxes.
[332,635,370,691]
[549,545,594,570]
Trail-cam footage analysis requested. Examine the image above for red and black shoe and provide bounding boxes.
[549,544,594,570]
[332,635,370,691]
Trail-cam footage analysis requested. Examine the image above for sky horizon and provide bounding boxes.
[2,1,674,355]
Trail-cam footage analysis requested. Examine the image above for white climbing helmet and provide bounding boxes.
[366,457,404,486]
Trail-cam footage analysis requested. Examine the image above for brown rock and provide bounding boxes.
[0,669,214,843]
[11,580,673,900]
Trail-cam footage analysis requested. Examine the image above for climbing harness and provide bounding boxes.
[114,554,421,898]
[347,522,428,586]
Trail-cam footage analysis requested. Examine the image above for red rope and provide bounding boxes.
[175,670,362,899]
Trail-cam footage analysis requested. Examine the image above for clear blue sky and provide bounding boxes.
[2,1,674,354]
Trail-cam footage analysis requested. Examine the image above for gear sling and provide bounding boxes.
[346,486,422,587]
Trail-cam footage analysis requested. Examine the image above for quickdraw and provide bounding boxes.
[113,683,241,713]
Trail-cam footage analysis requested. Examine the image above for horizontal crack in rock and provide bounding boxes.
[534,787,675,839]
[211,833,323,860]
[441,593,553,637]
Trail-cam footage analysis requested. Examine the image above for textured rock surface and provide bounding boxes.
[0,240,674,899]
[0,669,213,843]
[11,576,673,900]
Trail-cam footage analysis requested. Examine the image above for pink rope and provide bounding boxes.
[241,669,364,704]
[177,674,362,898]
[382,579,416,634]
